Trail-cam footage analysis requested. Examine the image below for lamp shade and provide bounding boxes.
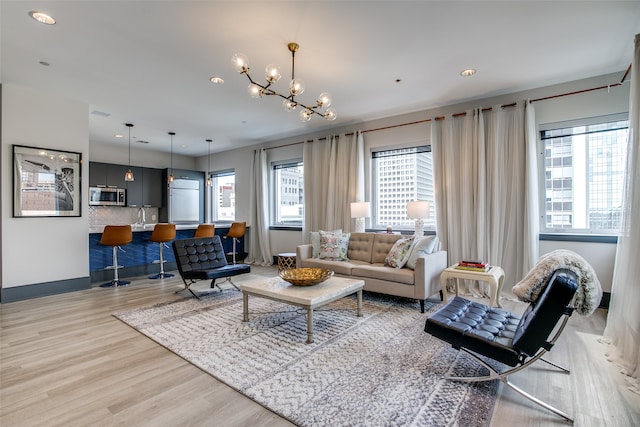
[407,201,430,219]
[351,202,371,218]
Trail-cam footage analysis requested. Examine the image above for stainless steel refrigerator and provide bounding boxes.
[168,179,200,223]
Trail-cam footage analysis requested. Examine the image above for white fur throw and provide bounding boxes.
[513,249,603,316]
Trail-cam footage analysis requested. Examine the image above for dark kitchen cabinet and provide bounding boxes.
[90,162,163,207]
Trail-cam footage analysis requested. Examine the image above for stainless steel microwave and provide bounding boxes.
[89,187,126,206]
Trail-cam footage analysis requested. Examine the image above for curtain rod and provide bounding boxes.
[265,66,631,149]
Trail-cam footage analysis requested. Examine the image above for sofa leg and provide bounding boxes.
[420,300,425,313]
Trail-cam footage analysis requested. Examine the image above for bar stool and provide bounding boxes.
[99,225,133,287]
[194,224,215,238]
[149,223,176,279]
[224,221,246,264]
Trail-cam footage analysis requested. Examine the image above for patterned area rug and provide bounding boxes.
[114,281,499,426]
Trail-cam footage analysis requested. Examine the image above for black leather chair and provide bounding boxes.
[425,269,578,423]
[172,235,251,299]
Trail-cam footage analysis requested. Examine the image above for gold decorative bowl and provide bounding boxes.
[279,268,334,286]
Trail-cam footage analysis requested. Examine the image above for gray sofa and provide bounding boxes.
[296,232,447,312]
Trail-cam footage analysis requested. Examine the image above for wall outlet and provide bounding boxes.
[152,214,157,221]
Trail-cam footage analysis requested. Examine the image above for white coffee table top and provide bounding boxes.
[239,276,364,307]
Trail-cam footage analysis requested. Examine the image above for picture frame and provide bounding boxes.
[13,144,82,217]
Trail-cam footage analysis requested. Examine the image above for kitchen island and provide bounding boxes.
[89,224,247,283]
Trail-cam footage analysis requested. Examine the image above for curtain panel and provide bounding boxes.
[603,33,640,394]
[248,148,272,265]
[302,132,364,242]
[432,101,538,292]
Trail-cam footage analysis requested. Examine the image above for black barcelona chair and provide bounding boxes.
[172,235,250,299]
[424,269,579,423]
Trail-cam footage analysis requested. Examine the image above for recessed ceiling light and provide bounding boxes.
[180,144,188,148]
[39,61,50,67]
[115,134,124,138]
[460,68,477,77]
[210,76,224,84]
[29,11,56,25]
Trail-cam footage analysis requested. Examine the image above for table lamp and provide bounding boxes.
[351,202,371,233]
[407,201,430,236]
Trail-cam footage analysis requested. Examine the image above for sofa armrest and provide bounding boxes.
[413,250,448,300]
[296,244,313,268]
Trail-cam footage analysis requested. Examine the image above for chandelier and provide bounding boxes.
[232,42,337,122]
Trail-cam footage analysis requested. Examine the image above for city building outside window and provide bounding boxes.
[371,145,436,231]
[539,113,628,235]
[272,160,303,226]
[210,170,235,221]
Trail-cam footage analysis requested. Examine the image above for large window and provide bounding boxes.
[540,114,628,234]
[372,145,436,231]
[210,170,235,222]
[272,160,304,226]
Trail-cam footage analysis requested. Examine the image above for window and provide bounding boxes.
[210,170,235,221]
[272,160,303,226]
[371,145,436,230]
[539,114,628,234]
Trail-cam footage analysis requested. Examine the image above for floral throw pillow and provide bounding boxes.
[319,231,350,261]
[384,236,415,268]
[310,229,342,258]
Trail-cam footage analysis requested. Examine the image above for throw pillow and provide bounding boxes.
[310,229,342,258]
[384,236,415,268]
[405,235,439,270]
[318,231,350,261]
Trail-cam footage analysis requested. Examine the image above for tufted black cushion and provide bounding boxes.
[425,269,578,367]
[172,236,250,281]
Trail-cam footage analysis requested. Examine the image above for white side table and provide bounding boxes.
[440,264,505,308]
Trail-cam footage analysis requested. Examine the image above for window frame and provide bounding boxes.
[538,113,629,237]
[209,169,235,222]
[370,144,436,231]
[271,159,303,228]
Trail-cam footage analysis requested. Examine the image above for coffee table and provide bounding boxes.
[440,263,505,308]
[239,276,365,344]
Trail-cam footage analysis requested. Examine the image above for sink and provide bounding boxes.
[131,223,157,231]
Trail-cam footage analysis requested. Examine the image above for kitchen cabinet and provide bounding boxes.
[89,162,127,188]
[90,162,163,207]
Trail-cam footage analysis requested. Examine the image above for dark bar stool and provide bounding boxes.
[224,221,246,264]
[149,223,176,279]
[99,225,133,287]
[194,224,215,238]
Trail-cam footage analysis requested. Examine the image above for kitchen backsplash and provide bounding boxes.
[88,206,159,228]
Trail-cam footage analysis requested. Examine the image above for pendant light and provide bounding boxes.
[124,123,134,181]
[168,131,175,184]
[206,139,212,187]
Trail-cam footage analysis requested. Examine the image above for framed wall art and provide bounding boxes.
[13,144,82,217]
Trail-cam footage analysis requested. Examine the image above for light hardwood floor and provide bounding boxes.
[1,268,638,426]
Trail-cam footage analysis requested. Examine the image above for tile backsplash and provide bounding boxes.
[88,206,159,227]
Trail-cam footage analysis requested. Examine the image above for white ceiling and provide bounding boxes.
[2,1,639,156]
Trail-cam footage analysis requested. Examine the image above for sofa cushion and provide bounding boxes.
[319,230,350,261]
[347,232,375,263]
[352,264,415,285]
[310,229,342,258]
[384,236,415,268]
[301,258,362,275]
[405,235,439,270]
[371,234,404,263]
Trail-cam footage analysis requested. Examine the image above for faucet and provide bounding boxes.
[137,207,146,225]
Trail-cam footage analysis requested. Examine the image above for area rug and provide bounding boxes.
[114,282,499,426]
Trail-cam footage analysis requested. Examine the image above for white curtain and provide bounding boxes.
[603,33,640,394]
[302,131,364,242]
[248,148,272,265]
[432,101,538,292]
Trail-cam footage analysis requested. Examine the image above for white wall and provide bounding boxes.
[1,84,90,288]
[202,72,630,292]
[90,142,196,170]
